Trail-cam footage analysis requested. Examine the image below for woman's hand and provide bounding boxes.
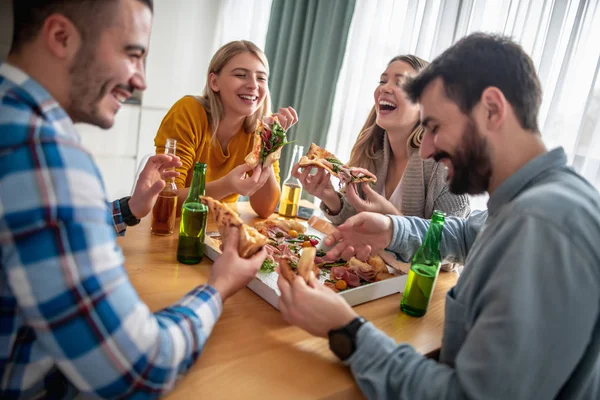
[223,163,271,197]
[346,182,400,215]
[273,106,299,130]
[292,163,341,213]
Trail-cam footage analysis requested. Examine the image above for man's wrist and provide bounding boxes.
[328,316,367,361]
[119,196,141,226]
[385,215,394,247]
[208,278,230,303]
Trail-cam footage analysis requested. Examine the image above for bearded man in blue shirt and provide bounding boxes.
[278,33,600,400]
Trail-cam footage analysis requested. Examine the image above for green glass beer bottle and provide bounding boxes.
[176,162,208,264]
[400,210,446,317]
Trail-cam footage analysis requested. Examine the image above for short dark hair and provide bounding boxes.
[10,0,153,54]
[404,33,542,133]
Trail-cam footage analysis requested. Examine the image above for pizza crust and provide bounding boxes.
[244,130,263,169]
[200,196,268,258]
[296,247,317,283]
[254,218,306,236]
[262,146,282,168]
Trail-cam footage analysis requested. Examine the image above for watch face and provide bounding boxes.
[330,332,354,360]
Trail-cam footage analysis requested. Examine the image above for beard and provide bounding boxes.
[435,119,492,195]
[67,44,114,129]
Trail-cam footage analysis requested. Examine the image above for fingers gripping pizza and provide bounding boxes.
[279,247,320,283]
[298,143,377,185]
[200,196,267,258]
[245,116,294,169]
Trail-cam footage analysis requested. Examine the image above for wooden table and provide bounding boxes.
[118,202,457,400]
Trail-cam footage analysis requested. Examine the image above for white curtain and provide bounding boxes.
[326,0,600,209]
[211,0,274,55]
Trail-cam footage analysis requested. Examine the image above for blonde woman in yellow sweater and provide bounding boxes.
[154,41,298,217]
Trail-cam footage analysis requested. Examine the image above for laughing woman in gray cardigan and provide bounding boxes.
[294,55,470,233]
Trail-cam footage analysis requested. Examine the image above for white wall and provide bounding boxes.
[76,0,220,199]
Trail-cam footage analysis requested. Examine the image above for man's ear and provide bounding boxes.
[480,87,507,131]
[41,14,81,61]
[208,72,220,92]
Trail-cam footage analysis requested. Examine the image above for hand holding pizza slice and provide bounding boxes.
[245,115,294,169]
[279,247,320,283]
[200,196,268,258]
[298,143,377,185]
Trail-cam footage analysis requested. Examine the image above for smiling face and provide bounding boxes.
[373,60,421,133]
[419,78,492,195]
[66,0,151,129]
[209,52,268,119]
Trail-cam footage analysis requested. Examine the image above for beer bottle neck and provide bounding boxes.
[413,220,443,266]
[186,164,206,203]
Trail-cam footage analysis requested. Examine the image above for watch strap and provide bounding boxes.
[328,316,367,361]
[119,196,141,226]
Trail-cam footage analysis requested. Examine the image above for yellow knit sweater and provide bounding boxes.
[154,96,280,203]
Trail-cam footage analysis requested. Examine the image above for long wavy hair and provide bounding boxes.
[196,40,272,139]
[348,55,429,173]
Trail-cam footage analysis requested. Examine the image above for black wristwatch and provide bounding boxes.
[119,196,141,226]
[328,316,367,361]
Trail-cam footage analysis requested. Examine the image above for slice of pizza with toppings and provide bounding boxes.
[298,143,377,185]
[278,247,320,283]
[200,196,267,258]
[245,115,294,169]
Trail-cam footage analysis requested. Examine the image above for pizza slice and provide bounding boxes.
[298,143,377,185]
[200,196,268,258]
[245,115,294,169]
[254,218,306,237]
[278,247,319,283]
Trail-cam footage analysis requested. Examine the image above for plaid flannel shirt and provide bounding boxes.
[0,63,223,399]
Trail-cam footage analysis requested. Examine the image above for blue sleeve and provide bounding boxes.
[1,125,223,398]
[345,214,598,399]
[111,199,127,236]
[386,210,487,264]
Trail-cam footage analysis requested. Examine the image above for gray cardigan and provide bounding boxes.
[321,134,471,223]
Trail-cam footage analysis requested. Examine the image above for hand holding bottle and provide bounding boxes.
[208,226,267,301]
[292,163,341,214]
[324,212,394,261]
[346,182,401,215]
[131,153,182,219]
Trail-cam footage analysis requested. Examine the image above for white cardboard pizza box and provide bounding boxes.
[204,221,409,310]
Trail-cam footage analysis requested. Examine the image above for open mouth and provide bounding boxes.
[378,100,397,112]
[239,94,258,102]
[111,87,132,104]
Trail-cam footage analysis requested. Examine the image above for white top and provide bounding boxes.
[385,181,403,212]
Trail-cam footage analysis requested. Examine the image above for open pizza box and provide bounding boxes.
[204,215,409,309]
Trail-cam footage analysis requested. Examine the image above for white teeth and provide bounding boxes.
[113,92,127,103]
[240,95,257,101]
[379,100,397,107]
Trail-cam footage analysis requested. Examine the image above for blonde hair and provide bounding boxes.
[348,55,429,173]
[197,40,272,138]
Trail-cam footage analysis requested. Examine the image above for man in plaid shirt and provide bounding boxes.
[0,0,267,398]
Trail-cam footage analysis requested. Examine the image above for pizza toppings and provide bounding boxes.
[298,143,377,185]
[245,116,294,169]
[249,216,396,290]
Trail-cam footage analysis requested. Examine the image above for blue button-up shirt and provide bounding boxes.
[0,63,222,399]
[346,148,600,399]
